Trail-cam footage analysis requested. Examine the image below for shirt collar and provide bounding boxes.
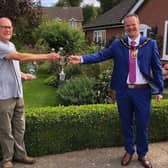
[128,35,140,46]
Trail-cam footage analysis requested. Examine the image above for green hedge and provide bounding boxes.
[0,101,167,158]
[25,104,123,156]
[149,100,168,142]
[24,101,168,156]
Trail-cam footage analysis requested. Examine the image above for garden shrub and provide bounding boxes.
[24,104,122,156]
[0,101,167,158]
[34,20,86,54]
[44,75,58,87]
[55,77,97,105]
[23,101,168,156]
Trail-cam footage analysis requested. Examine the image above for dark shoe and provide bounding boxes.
[14,156,36,164]
[138,156,152,168]
[2,161,13,168]
[121,152,133,166]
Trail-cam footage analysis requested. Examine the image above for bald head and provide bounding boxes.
[0,17,12,23]
[0,17,13,43]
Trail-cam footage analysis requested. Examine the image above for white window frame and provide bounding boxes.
[93,30,106,47]
[69,18,77,28]
[140,24,151,37]
[162,21,168,60]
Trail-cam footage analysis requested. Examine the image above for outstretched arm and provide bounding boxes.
[5,51,60,62]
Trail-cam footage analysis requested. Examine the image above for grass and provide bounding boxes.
[23,64,168,108]
[23,72,56,108]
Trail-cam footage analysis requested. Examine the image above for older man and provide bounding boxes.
[0,17,60,168]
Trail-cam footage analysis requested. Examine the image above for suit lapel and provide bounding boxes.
[123,37,129,67]
[137,36,148,63]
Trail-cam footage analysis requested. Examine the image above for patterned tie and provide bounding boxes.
[129,40,136,83]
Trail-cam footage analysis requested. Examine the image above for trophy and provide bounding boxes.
[58,47,66,81]
[51,47,68,81]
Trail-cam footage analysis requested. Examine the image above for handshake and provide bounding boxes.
[47,47,81,64]
[48,51,81,65]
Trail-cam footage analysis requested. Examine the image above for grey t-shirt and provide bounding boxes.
[0,40,23,99]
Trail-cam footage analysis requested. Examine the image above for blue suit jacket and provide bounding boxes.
[82,36,164,95]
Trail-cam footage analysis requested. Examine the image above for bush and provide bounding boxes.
[23,101,168,156]
[55,77,97,105]
[44,75,58,87]
[64,64,82,79]
[24,104,122,156]
[149,100,168,142]
[34,21,86,54]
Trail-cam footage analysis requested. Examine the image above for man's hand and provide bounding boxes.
[21,72,36,80]
[47,53,60,61]
[155,94,163,102]
[69,55,81,64]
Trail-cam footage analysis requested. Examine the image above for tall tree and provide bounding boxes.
[56,0,83,7]
[83,5,99,24]
[0,0,42,46]
[68,0,83,6]
[55,0,65,6]
[97,0,123,13]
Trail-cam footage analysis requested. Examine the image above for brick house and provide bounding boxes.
[83,0,168,59]
[42,7,83,29]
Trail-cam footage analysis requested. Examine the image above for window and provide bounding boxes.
[140,24,151,37]
[162,21,168,60]
[70,18,77,28]
[93,30,106,48]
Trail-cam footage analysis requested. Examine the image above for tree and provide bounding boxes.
[97,0,123,13]
[83,5,99,24]
[56,0,83,7]
[0,0,42,47]
[55,0,65,6]
[34,20,86,54]
[68,0,83,6]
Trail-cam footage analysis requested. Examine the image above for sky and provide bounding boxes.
[40,0,100,7]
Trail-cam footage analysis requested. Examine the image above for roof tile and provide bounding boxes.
[42,7,83,21]
[84,0,136,28]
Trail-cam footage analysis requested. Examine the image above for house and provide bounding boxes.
[83,0,168,59]
[42,7,83,29]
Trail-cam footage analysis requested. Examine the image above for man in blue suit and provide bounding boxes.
[69,14,163,168]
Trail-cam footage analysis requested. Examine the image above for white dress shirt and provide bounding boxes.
[127,35,147,84]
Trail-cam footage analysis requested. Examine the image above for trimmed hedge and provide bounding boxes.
[25,104,123,156]
[24,101,168,156]
[0,101,167,158]
[149,100,168,142]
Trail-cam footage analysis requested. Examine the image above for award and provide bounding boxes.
[131,48,138,58]
[51,47,69,81]
[58,47,66,81]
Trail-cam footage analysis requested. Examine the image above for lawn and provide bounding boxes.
[23,72,56,108]
[23,68,168,108]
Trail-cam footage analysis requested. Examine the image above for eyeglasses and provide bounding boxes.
[0,25,13,29]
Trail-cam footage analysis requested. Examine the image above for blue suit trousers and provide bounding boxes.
[116,87,151,157]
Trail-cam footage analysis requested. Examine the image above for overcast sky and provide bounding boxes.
[40,0,100,7]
